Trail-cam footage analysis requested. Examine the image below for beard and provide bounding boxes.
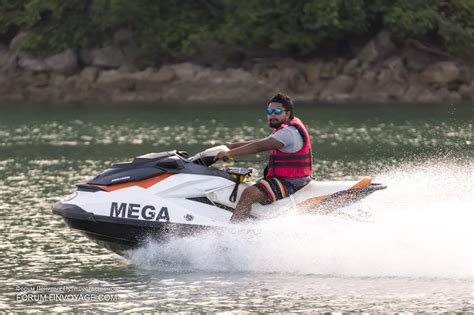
[268,119,283,128]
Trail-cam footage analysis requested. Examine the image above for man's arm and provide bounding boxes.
[228,137,283,157]
[225,139,261,149]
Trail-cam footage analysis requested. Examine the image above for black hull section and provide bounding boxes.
[52,203,210,254]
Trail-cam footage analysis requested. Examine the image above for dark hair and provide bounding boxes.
[268,93,294,119]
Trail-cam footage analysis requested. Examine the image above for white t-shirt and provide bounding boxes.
[270,125,304,153]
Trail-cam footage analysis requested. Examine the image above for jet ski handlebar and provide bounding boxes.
[190,145,230,166]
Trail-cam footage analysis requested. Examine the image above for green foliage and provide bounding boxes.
[383,0,474,55]
[0,0,28,34]
[300,0,369,48]
[0,0,472,63]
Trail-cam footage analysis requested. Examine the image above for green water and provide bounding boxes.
[0,102,472,312]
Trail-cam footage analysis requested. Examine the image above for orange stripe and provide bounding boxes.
[93,173,174,192]
[298,178,372,208]
[351,177,371,189]
[297,195,327,208]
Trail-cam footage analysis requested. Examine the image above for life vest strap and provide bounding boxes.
[268,161,312,167]
[272,154,311,160]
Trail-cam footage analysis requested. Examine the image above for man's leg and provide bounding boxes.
[230,186,267,223]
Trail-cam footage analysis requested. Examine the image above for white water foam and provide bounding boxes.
[128,160,473,278]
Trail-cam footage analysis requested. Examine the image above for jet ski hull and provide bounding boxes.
[52,183,385,254]
[51,147,387,255]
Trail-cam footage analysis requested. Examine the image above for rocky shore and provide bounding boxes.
[0,30,472,103]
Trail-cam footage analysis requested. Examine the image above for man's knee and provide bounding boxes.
[240,186,265,204]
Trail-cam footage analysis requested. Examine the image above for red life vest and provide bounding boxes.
[265,117,313,179]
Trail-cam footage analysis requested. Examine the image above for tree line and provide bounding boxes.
[1,0,472,66]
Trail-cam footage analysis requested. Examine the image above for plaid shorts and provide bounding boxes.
[254,177,299,205]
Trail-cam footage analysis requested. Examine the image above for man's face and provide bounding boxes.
[267,102,290,128]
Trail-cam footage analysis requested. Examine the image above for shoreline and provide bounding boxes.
[1,31,473,104]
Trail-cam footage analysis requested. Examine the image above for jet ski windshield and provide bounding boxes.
[191,145,229,166]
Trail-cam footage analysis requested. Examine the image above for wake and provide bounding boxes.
[127,160,473,278]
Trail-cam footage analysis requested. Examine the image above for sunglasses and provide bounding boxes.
[266,108,285,115]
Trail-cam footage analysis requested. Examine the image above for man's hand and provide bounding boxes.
[214,150,231,161]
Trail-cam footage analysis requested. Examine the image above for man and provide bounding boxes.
[215,93,313,222]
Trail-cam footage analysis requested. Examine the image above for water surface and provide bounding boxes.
[0,102,472,312]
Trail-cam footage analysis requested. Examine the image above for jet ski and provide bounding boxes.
[52,145,386,254]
